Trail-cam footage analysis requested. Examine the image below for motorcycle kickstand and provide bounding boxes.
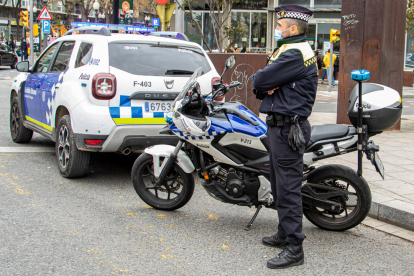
[245,205,263,231]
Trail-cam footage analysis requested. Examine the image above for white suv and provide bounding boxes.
[10,28,220,178]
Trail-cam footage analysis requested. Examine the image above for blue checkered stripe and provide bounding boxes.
[173,129,226,140]
[109,95,165,119]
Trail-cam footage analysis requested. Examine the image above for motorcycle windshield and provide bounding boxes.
[172,67,203,108]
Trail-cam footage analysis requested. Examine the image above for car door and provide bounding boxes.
[23,43,59,128]
[41,41,76,129]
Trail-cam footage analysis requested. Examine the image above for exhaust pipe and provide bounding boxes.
[122,147,132,155]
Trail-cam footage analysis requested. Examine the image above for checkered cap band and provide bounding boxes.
[277,11,311,22]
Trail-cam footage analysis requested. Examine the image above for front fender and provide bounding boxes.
[145,145,195,177]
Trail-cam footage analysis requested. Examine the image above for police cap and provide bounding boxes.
[275,5,313,22]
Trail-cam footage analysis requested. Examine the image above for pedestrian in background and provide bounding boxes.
[240,45,247,53]
[225,44,233,53]
[21,38,28,61]
[9,36,15,52]
[322,49,336,86]
[233,43,240,53]
[333,55,340,83]
[314,50,322,71]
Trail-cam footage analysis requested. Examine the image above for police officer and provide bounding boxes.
[251,5,318,269]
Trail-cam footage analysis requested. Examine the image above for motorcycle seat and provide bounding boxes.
[306,124,356,151]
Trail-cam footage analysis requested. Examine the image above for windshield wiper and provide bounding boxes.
[165,69,195,75]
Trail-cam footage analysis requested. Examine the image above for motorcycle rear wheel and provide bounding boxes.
[303,164,372,231]
[131,153,195,211]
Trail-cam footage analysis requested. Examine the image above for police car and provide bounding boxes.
[10,27,220,178]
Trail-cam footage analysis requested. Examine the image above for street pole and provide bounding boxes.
[29,0,34,65]
[175,0,184,33]
[95,11,98,23]
[328,42,333,92]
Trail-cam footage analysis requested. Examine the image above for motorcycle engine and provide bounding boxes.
[226,173,246,198]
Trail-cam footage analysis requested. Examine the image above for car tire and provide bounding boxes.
[11,58,17,69]
[10,97,33,143]
[56,115,90,178]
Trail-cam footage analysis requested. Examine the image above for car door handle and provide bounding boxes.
[55,83,61,89]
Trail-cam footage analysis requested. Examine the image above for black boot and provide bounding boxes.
[267,243,304,269]
[262,234,288,249]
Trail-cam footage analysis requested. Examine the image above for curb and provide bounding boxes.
[369,200,414,232]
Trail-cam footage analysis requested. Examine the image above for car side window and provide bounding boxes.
[33,43,59,74]
[0,44,7,51]
[75,42,93,68]
[50,41,76,72]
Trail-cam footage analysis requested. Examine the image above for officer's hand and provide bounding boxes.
[264,88,279,95]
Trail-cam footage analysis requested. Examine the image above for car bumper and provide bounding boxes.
[74,125,178,153]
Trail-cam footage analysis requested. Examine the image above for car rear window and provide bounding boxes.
[108,43,211,76]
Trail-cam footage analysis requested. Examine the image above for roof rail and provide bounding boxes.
[149,31,189,41]
[64,27,111,36]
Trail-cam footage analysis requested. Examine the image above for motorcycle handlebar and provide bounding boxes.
[229,82,241,88]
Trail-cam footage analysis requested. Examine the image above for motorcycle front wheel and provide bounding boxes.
[131,153,195,211]
[303,164,372,231]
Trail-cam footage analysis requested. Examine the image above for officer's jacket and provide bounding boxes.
[252,35,318,117]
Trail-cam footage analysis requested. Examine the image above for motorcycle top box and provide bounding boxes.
[347,83,402,134]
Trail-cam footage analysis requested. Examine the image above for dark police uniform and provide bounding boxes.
[252,7,318,247]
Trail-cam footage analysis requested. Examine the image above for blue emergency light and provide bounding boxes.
[351,70,370,81]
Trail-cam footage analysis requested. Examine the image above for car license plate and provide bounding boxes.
[373,152,385,180]
[145,101,173,113]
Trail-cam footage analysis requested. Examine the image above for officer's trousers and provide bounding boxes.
[267,120,311,246]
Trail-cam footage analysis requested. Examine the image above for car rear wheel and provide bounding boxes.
[56,115,90,178]
[10,97,33,143]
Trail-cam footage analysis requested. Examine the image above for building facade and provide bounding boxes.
[180,0,342,53]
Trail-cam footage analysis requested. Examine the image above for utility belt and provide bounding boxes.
[265,113,306,127]
[266,113,308,151]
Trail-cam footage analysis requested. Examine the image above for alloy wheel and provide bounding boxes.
[58,125,70,168]
[11,103,20,137]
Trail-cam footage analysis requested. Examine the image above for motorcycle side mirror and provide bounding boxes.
[226,55,236,69]
[16,61,30,72]
[221,55,236,79]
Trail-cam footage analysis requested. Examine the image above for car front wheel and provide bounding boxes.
[56,115,90,178]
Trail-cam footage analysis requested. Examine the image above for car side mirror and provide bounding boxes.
[16,61,30,72]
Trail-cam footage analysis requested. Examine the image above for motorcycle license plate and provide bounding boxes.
[145,101,173,113]
[373,152,385,180]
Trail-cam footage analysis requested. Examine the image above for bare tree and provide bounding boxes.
[177,0,245,53]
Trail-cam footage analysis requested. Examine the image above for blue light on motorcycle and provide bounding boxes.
[351,70,370,81]
[165,111,174,123]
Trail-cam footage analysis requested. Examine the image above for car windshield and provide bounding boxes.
[172,67,203,107]
[108,43,211,76]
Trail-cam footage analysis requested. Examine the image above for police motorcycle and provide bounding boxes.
[131,56,402,232]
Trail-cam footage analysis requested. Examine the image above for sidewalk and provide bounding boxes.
[309,85,414,234]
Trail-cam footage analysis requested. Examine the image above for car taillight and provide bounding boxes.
[84,139,103,146]
[211,77,225,102]
[92,73,116,100]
